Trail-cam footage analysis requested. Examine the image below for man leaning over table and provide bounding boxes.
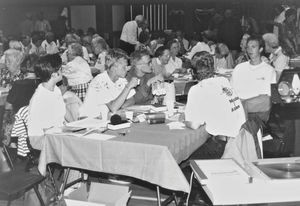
[79,48,139,119]
[231,35,276,122]
[123,48,164,107]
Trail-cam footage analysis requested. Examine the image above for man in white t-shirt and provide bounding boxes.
[231,36,276,121]
[80,49,139,119]
[185,51,246,138]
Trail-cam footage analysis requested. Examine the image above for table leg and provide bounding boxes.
[60,168,70,197]
[156,186,162,206]
[47,165,59,201]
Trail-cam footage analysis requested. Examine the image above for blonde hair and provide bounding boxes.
[5,49,24,66]
[9,40,23,51]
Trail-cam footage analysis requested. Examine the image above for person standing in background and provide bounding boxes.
[120,15,144,55]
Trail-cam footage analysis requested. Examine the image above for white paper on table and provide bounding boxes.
[167,121,185,130]
[66,118,108,129]
[83,133,115,141]
[125,105,152,112]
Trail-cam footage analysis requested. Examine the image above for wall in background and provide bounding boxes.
[70,5,96,32]
[0,6,62,36]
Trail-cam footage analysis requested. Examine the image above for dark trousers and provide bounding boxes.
[119,40,135,55]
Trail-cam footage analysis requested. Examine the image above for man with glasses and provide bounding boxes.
[123,49,163,107]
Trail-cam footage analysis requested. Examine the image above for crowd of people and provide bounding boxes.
[0,4,298,163]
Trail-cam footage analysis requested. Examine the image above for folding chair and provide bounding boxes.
[0,144,46,206]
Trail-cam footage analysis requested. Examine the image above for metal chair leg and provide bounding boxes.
[173,193,178,206]
[33,185,45,206]
[156,186,162,206]
[47,165,59,198]
[60,168,70,197]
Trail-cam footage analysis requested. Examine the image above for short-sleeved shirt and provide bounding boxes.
[80,71,135,119]
[28,84,65,137]
[126,68,154,105]
[185,76,246,137]
[165,56,182,75]
[41,40,59,54]
[62,56,93,86]
[269,47,289,79]
[231,61,276,100]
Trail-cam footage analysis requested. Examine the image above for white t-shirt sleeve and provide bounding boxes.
[79,78,111,118]
[184,86,205,127]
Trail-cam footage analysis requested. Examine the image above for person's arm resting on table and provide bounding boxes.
[107,77,139,113]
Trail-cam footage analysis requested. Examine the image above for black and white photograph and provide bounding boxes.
[0,0,300,205]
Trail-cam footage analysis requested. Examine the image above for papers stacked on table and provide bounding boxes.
[190,159,252,185]
[66,118,108,129]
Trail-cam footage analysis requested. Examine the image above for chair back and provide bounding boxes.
[0,145,14,172]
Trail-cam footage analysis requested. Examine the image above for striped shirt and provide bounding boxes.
[11,106,30,157]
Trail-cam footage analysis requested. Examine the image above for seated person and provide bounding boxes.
[175,30,189,55]
[165,39,186,76]
[151,46,171,77]
[61,33,90,64]
[123,49,163,107]
[149,31,166,55]
[79,49,139,119]
[214,43,235,70]
[91,37,109,73]
[29,33,46,56]
[236,33,250,65]
[185,51,246,139]
[41,32,59,54]
[231,36,276,122]
[62,42,93,101]
[6,54,40,113]
[0,49,24,145]
[184,33,211,60]
[262,33,289,81]
[81,35,93,56]
[0,48,24,88]
[27,54,66,137]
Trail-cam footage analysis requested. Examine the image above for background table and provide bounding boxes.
[36,122,209,193]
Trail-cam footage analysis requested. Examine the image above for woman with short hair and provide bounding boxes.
[27,54,66,138]
[62,42,93,101]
